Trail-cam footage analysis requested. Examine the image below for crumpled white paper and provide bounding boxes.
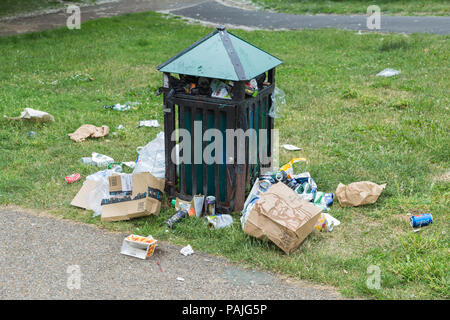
[6,108,55,122]
[180,244,194,256]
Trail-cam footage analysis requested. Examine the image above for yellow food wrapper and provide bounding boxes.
[122,234,158,259]
[280,158,307,178]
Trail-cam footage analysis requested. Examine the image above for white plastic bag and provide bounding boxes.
[133,132,165,179]
[268,86,286,118]
[376,68,401,77]
[6,108,55,122]
[85,169,119,217]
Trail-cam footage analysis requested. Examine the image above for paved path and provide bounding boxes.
[0,209,341,299]
[0,0,207,36]
[0,0,449,37]
[171,1,450,34]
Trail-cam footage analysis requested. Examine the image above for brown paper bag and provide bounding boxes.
[244,183,322,254]
[68,124,109,142]
[335,181,386,207]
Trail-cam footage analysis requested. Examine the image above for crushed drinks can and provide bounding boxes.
[259,174,276,184]
[65,173,81,184]
[286,179,298,190]
[167,210,187,229]
[205,196,216,215]
[258,180,272,193]
[324,193,334,207]
[275,170,288,183]
[81,157,93,165]
[410,213,433,228]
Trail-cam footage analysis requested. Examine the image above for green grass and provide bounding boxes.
[252,0,450,16]
[0,0,96,18]
[0,12,449,299]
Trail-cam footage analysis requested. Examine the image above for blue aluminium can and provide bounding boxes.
[410,213,433,228]
[324,193,334,207]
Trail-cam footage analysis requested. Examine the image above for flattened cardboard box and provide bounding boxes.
[244,183,322,254]
[70,179,98,210]
[108,174,133,193]
[102,172,165,222]
[101,197,148,222]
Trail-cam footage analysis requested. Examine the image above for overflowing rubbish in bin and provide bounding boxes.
[157,25,283,214]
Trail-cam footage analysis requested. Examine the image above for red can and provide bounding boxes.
[65,173,81,184]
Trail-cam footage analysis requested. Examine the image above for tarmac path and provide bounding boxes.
[0,208,341,299]
[0,0,449,36]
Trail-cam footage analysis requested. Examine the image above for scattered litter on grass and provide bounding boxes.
[101,172,164,222]
[104,103,131,111]
[410,213,433,228]
[125,101,140,106]
[269,86,286,118]
[281,144,302,151]
[314,212,340,232]
[205,196,216,215]
[70,73,93,82]
[313,192,334,212]
[120,234,157,260]
[138,120,160,128]
[335,181,386,207]
[167,210,188,228]
[39,79,59,85]
[193,195,205,218]
[91,152,115,167]
[122,161,136,169]
[279,158,307,178]
[68,124,109,142]
[242,182,322,254]
[180,245,194,256]
[376,68,401,77]
[27,131,36,138]
[117,124,124,130]
[65,173,81,184]
[107,162,123,172]
[133,132,165,178]
[240,157,339,252]
[205,214,233,229]
[5,108,55,122]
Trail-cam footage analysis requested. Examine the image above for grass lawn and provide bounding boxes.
[0,0,96,18]
[252,0,450,16]
[0,12,449,299]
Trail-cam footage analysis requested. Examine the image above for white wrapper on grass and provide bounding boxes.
[376,68,401,77]
[138,120,160,128]
[6,108,55,122]
[91,152,114,167]
[282,144,302,151]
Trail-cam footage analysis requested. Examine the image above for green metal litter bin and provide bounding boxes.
[157,26,282,213]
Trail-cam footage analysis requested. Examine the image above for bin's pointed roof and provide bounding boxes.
[157,26,282,81]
